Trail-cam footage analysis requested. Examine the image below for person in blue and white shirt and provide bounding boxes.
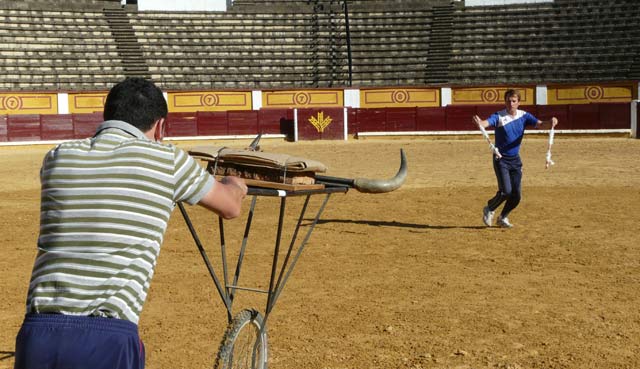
[472,89,558,228]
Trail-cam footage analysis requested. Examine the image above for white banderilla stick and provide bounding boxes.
[545,127,555,169]
[478,124,502,159]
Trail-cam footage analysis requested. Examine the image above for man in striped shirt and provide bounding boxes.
[14,77,247,369]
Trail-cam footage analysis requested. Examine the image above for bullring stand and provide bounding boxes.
[177,182,349,369]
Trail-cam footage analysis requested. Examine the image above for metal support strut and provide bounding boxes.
[178,185,347,325]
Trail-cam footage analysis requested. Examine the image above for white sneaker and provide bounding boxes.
[482,206,494,227]
[497,215,513,228]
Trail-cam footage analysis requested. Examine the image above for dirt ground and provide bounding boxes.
[1,135,639,369]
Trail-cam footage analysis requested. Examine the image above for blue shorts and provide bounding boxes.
[14,313,145,369]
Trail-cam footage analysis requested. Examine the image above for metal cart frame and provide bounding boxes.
[178,184,349,368]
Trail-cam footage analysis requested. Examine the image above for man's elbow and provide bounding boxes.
[197,187,244,219]
[219,205,242,220]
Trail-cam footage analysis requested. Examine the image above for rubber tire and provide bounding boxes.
[214,309,268,369]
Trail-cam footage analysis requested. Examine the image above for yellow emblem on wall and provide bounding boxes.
[308,111,332,133]
[360,88,439,108]
[0,93,57,114]
[547,84,634,104]
[69,93,108,114]
[263,90,343,108]
[168,91,252,112]
[452,87,534,105]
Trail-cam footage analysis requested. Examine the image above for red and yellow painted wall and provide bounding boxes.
[0,93,58,114]
[68,93,108,114]
[547,84,635,104]
[0,83,637,142]
[169,91,252,112]
[0,83,637,116]
[452,86,535,105]
[359,88,440,108]
[261,90,343,108]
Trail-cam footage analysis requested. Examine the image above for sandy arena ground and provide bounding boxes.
[1,135,639,369]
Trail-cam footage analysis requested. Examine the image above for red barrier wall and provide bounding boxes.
[348,104,631,134]
[350,107,448,132]
[637,102,640,139]
[0,114,99,142]
[0,115,7,141]
[598,103,629,129]
[445,106,477,131]
[228,111,257,135]
[536,105,569,128]
[416,107,446,131]
[41,115,74,140]
[570,104,600,130]
[167,109,292,138]
[166,113,198,137]
[0,103,633,143]
[196,111,228,136]
[7,115,41,141]
[72,113,103,139]
[387,108,417,131]
[259,108,293,136]
[351,108,385,132]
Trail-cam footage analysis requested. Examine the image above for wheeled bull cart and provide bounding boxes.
[179,147,407,369]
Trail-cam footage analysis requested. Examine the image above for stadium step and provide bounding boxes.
[103,7,151,79]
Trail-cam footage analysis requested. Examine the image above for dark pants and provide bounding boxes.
[14,314,145,369]
[487,154,522,217]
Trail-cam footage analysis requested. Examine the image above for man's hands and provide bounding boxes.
[198,175,248,219]
[473,115,502,159]
[220,176,248,199]
[538,117,558,129]
[472,115,485,128]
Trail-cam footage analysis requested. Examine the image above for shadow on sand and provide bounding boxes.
[1,351,15,361]
[314,218,485,230]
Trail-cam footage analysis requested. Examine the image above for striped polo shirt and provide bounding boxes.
[26,120,214,324]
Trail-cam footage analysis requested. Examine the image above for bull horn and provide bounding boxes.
[353,149,407,193]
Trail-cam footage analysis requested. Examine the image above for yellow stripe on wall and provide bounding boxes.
[169,91,252,112]
[68,93,108,114]
[548,84,635,104]
[0,93,57,114]
[360,88,439,108]
[262,90,343,108]
[452,87,535,105]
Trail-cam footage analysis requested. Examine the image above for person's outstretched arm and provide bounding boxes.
[536,117,558,129]
[472,115,490,129]
[198,176,247,219]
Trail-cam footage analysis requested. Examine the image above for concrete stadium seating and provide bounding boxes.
[448,0,640,84]
[0,5,123,90]
[0,0,638,92]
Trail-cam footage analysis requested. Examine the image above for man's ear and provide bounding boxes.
[153,118,165,141]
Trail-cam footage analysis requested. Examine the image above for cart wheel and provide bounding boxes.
[214,309,268,369]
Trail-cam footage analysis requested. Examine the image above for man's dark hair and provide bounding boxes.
[103,77,168,132]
